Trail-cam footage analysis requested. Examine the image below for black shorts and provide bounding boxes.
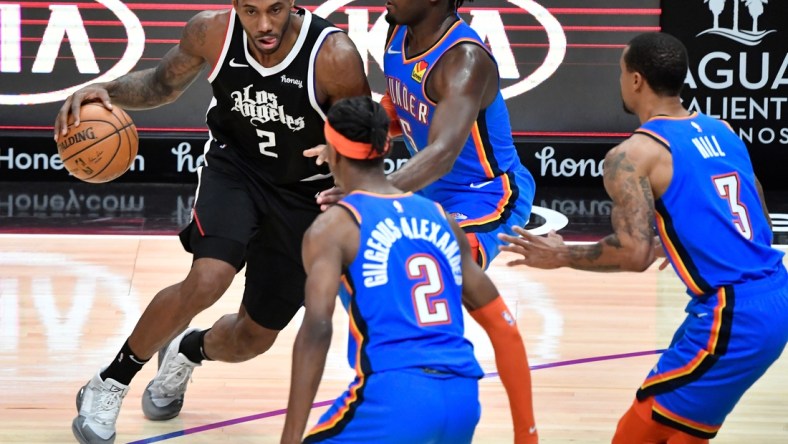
[179,162,329,330]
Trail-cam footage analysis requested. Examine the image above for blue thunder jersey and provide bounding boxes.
[383,18,534,227]
[336,191,484,378]
[636,112,784,296]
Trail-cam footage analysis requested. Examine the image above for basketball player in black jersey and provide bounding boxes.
[53,1,369,443]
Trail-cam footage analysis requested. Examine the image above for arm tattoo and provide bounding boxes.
[606,153,654,243]
[562,147,655,272]
[603,235,623,248]
[638,176,656,240]
[106,18,207,109]
[194,21,208,46]
[567,239,623,271]
[603,151,634,183]
[107,55,203,109]
[570,243,602,262]
[106,70,165,109]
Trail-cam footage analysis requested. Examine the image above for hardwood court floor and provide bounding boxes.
[0,235,786,444]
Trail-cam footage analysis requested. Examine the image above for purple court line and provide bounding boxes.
[127,349,666,443]
[485,348,667,377]
[127,400,335,444]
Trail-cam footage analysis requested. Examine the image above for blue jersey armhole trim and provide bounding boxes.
[336,201,361,227]
[635,130,672,152]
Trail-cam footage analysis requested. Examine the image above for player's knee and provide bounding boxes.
[181,261,236,311]
[233,318,279,359]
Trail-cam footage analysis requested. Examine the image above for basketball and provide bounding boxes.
[56,102,139,183]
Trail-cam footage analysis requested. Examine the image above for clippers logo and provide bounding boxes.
[230,85,306,131]
[0,1,144,105]
[314,0,566,100]
[411,61,428,83]
[697,0,775,45]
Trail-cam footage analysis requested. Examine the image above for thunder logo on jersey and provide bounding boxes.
[386,76,429,124]
[360,216,462,288]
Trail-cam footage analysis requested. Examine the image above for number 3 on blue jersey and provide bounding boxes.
[713,173,753,240]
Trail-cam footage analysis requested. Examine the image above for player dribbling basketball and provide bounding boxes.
[56,103,137,183]
[54,2,370,443]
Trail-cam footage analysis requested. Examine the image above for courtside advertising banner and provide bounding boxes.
[661,0,788,188]
[12,1,784,187]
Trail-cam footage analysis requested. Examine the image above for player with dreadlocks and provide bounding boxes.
[282,96,535,444]
[309,0,539,441]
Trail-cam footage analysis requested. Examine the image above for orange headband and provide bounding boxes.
[324,121,389,160]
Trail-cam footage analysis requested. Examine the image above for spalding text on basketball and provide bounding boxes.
[56,127,96,153]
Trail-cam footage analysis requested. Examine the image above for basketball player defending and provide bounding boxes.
[54,1,370,443]
[311,1,539,439]
[282,96,535,444]
[500,32,788,443]
[317,0,535,271]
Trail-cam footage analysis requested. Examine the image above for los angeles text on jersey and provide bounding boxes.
[386,76,429,124]
[230,84,305,131]
[362,217,462,288]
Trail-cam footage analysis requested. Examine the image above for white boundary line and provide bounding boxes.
[0,233,176,240]
[1,233,784,248]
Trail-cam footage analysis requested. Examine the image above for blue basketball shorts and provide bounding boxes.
[304,368,481,443]
[430,167,535,270]
[635,266,788,438]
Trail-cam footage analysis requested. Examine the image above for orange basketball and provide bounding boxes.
[56,102,139,183]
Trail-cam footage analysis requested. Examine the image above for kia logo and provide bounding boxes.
[0,0,144,105]
[314,0,566,100]
[0,251,141,357]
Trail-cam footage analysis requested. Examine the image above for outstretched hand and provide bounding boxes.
[303,144,328,166]
[315,187,344,212]
[304,144,343,210]
[498,226,568,269]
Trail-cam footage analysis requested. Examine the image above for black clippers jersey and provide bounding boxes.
[205,8,339,185]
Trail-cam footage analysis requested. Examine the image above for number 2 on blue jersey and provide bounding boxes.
[407,254,451,326]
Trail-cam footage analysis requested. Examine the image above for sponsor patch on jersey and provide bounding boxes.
[280,74,303,89]
[411,60,428,83]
